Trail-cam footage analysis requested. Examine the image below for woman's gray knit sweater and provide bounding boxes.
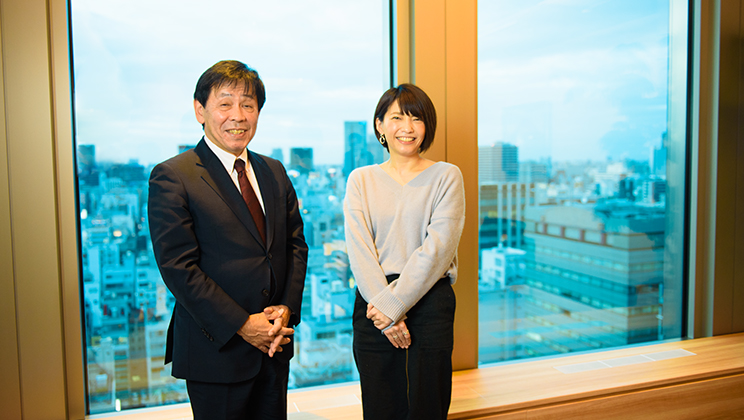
[343,161,466,323]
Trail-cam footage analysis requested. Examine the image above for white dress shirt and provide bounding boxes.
[203,135,265,213]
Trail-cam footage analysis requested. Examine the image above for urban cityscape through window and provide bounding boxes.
[71,0,390,414]
[70,0,689,415]
[477,0,687,364]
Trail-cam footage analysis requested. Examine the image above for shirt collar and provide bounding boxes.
[202,135,249,173]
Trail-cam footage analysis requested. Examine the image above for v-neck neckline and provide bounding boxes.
[374,161,441,187]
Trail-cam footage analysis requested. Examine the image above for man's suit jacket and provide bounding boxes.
[148,139,308,383]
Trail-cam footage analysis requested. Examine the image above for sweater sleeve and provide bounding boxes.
[369,165,466,323]
[343,170,390,303]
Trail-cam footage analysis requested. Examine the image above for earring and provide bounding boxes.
[379,134,387,145]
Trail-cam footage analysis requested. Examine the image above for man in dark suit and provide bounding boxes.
[148,60,308,419]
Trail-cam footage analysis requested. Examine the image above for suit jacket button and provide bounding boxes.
[267,253,272,260]
[262,289,270,297]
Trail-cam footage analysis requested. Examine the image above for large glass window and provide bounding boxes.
[72,0,390,414]
[477,0,687,364]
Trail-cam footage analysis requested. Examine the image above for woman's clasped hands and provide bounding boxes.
[367,303,411,349]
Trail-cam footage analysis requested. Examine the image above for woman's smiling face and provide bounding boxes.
[376,100,426,158]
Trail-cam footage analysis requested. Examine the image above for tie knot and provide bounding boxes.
[234,158,246,173]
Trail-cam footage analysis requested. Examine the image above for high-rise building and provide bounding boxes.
[343,121,373,177]
[78,144,100,186]
[480,245,526,291]
[367,134,386,164]
[177,144,195,154]
[650,131,668,177]
[290,147,313,175]
[519,161,550,183]
[618,177,636,201]
[642,178,666,204]
[79,144,96,171]
[480,142,519,183]
[271,148,284,163]
[519,202,664,357]
[479,183,535,250]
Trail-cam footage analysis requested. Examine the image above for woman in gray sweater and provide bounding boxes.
[344,84,466,419]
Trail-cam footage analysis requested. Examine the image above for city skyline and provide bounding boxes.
[77,119,382,413]
[71,0,389,166]
[71,0,669,166]
[77,129,671,412]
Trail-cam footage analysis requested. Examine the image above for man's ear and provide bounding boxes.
[194,99,205,125]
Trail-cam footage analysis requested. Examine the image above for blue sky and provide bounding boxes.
[71,0,389,165]
[478,0,670,162]
[71,0,671,166]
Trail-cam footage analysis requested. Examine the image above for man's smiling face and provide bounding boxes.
[194,81,260,156]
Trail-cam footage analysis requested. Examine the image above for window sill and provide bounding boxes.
[87,333,744,419]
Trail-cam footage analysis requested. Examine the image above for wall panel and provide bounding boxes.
[0,0,68,418]
[0,4,24,419]
[693,0,744,337]
[444,0,478,371]
[409,0,479,369]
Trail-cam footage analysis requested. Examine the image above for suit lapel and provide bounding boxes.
[249,151,275,250]
[194,140,266,247]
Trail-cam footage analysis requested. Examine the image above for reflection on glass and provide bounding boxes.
[72,0,389,414]
[477,0,685,364]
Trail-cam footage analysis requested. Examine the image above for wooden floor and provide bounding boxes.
[91,333,744,420]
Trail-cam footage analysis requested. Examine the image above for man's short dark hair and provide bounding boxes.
[373,83,437,153]
[194,60,266,111]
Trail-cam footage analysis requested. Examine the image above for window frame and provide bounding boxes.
[2,0,739,419]
[471,0,694,365]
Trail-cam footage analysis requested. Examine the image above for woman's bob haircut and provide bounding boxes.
[373,83,437,153]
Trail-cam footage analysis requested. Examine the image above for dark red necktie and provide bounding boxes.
[234,159,266,243]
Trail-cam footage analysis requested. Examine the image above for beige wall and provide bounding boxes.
[691,0,744,337]
[1,0,77,418]
[402,0,480,371]
[1,0,741,418]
